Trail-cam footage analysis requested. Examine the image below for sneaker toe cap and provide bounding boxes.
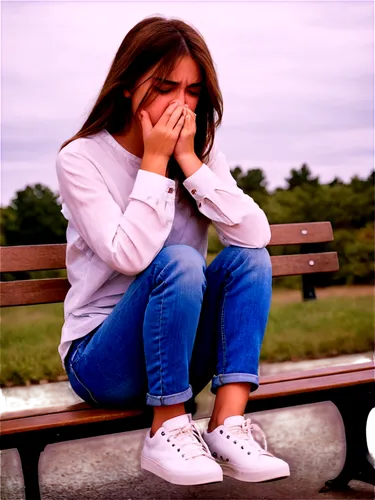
[183,456,223,481]
[190,455,223,471]
[261,455,290,476]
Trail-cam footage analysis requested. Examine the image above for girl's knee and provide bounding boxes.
[225,245,271,272]
[156,244,206,275]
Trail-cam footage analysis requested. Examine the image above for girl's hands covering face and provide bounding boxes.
[173,105,197,162]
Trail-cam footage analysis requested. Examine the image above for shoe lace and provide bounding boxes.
[228,418,273,456]
[169,421,215,461]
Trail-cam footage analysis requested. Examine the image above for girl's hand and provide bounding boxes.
[173,105,197,163]
[139,102,186,161]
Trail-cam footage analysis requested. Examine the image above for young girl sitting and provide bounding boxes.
[56,15,290,487]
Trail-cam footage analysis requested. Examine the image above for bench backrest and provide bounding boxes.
[0,221,339,307]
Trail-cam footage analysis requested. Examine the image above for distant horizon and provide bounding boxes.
[1,152,372,208]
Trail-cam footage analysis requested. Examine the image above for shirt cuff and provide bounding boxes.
[129,169,177,202]
[182,162,224,204]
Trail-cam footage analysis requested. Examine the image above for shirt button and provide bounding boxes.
[191,189,197,194]
[168,187,174,194]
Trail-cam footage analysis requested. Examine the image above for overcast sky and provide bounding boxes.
[1,0,374,206]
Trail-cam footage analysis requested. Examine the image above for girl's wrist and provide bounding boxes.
[140,153,169,176]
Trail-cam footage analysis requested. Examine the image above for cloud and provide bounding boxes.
[1,1,373,205]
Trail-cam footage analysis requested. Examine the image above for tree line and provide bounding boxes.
[1,163,373,287]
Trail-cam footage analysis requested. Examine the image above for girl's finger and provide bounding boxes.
[184,106,195,118]
[176,114,185,129]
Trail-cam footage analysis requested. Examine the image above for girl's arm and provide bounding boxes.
[56,150,175,275]
[182,144,271,248]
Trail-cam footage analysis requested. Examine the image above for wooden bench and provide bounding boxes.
[1,221,374,500]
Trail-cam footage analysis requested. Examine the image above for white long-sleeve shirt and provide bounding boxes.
[56,129,271,366]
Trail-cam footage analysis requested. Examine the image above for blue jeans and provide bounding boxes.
[64,244,272,408]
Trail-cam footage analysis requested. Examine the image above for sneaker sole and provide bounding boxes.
[220,461,290,483]
[141,455,223,485]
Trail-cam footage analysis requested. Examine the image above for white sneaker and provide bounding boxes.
[141,413,223,485]
[202,415,290,483]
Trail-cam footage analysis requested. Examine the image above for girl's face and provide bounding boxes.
[125,56,202,127]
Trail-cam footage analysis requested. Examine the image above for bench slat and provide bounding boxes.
[260,360,374,385]
[1,362,373,422]
[0,222,334,273]
[0,408,146,436]
[2,369,372,435]
[268,221,334,246]
[0,278,70,307]
[0,244,66,273]
[1,365,373,435]
[0,252,339,307]
[252,367,374,401]
[271,252,338,277]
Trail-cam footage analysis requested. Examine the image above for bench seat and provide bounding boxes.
[2,221,374,499]
[1,361,373,437]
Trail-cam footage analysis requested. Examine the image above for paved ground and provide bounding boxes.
[1,352,374,500]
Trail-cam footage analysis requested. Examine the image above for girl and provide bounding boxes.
[56,15,290,486]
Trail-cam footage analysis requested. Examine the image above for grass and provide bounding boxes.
[263,294,373,362]
[0,289,373,387]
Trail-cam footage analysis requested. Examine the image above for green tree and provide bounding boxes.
[2,184,67,246]
[285,163,320,190]
[0,207,17,245]
[328,177,345,187]
[230,167,269,205]
[231,166,243,184]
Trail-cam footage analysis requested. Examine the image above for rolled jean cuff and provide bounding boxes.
[211,373,259,394]
[146,384,193,406]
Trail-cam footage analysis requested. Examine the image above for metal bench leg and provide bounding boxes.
[18,444,45,500]
[320,385,375,492]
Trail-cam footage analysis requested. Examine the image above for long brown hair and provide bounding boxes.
[59,15,223,183]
